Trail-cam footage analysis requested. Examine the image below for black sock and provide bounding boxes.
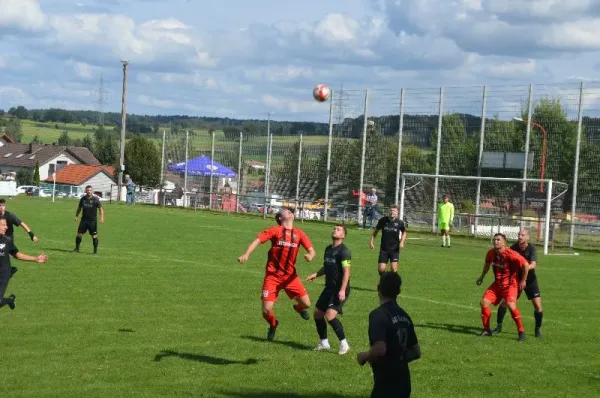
[534,311,543,329]
[497,306,508,325]
[93,238,98,252]
[315,318,327,339]
[327,317,346,341]
[75,236,82,249]
[0,298,6,308]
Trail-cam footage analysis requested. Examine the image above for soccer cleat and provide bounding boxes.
[293,304,310,320]
[338,341,350,355]
[480,330,492,336]
[267,320,279,341]
[534,328,542,338]
[73,249,79,253]
[10,266,18,277]
[7,294,16,310]
[314,342,331,351]
[491,324,503,335]
[518,332,526,341]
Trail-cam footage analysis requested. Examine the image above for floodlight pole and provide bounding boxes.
[117,60,129,202]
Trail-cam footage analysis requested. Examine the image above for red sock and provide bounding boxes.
[510,308,525,332]
[481,307,491,331]
[262,311,277,328]
[294,302,308,312]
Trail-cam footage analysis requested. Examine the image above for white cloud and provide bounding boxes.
[0,0,47,34]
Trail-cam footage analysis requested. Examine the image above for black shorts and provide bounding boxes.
[316,288,350,315]
[0,265,11,297]
[78,220,98,235]
[378,250,400,264]
[518,279,541,300]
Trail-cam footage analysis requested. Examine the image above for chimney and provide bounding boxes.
[28,143,33,153]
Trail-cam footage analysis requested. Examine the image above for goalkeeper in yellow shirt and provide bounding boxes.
[438,194,454,247]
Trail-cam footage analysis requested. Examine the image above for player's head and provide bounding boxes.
[388,205,398,218]
[331,224,347,240]
[85,185,93,197]
[517,229,530,244]
[443,194,449,203]
[0,198,5,213]
[378,271,402,300]
[493,233,507,250]
[125,174,130,180]
[275,206,295,225]
[0,217,7,236]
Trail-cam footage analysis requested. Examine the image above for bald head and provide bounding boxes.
[517,229,530,244]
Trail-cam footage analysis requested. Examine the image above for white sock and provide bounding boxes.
[447,236,451,246]
[320,339,330,346]
[442,235,447,245]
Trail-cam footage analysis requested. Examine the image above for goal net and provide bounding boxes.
[399,173,569,255]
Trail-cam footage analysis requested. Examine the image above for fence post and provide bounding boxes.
[357,89,370,226]
[237,131,243,213]
[295,134,303,210]
[264,114,272,219]
[160,129,166,189]
[544,179,553,255]
[520,84,534,219]
[570,81,584,248]
[432,87,444,233]
[209,130,215,210]
[474,85,487,236]
[324,90,334,222]
[394,88,405,204]
[184,129,189,208]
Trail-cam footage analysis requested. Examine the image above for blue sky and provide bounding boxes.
[1,0,600,123]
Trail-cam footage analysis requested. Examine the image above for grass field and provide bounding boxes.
[1,198,599,397]
[18,120,97,143]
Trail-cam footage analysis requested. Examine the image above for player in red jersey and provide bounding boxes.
[238,207,316,341]
[476,233,530,341]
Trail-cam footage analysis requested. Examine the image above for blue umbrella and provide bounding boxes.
[167,156,237,178]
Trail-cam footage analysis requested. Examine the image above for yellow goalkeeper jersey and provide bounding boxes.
[438,202,454,223]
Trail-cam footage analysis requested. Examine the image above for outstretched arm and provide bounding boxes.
[477,262,491,285]
[13,252,47,263]
[238,238,262,263]
[99,207,105,223]
[19,221,38,242]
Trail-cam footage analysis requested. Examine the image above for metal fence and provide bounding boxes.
[118,82,600,251]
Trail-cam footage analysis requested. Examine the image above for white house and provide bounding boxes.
[43,164,116,198]
[0,138,101,180]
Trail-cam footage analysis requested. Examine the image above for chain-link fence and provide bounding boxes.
[112,83,600,251]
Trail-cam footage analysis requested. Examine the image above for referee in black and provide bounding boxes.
[0,217,47,310]
[73,185,104,254]
[492,229,544,338]
[369,205,407,275]
[0,198,39,279]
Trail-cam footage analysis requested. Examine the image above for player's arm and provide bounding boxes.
[358,312,388,365]
[450,203,455,225]
[19,221,38,242]
[370,219,383,248]
[399,224,407,247]
[529,245,538,269]
[339,248,351,295]
[516,254,530,289]
[404,317,421,363]
[9,243,47,263]
[99,206,105,223]
[75,199,83,219]
[238,228,271,263]
[299,232,316,261]
[307,265,325,282]
[476,254,492,285]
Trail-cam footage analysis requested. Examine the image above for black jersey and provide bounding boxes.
[323,243,352,290]
[375,217,406,252]
[78,195,102,222]
[510,242,537,283]
[0,235,19,269]
[1,211,22,238]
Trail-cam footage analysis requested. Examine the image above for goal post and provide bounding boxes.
[399,173,570,255]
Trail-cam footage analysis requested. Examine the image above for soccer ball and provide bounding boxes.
[313,84,330,102]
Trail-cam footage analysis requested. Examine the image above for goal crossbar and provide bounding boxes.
[399,173,560,255]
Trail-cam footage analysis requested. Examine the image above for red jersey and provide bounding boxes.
[485,248,528,288]
[257,225,313,278]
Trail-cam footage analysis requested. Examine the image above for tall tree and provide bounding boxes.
[58,131,71,145]
[124,135,162,188]
[33,161,40,186]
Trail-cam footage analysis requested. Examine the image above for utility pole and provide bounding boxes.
[117,60,129,202]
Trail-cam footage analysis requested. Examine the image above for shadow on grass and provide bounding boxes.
[153,350,259,365]
[240,335,313,350]
[45,247,78,253]
[416,322,482,336]
[218,389,364,397]
[350,285,377,293]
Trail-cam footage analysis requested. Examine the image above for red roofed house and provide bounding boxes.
[44,165,116,198]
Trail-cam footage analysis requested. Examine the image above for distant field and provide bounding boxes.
[19,120,96,143]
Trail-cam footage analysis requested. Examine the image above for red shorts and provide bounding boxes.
[261,274,308,302]
[483,283,518,306]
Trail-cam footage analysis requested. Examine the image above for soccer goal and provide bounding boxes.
[398,173,571,255]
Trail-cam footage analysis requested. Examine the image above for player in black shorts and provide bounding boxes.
[357,272,421,398]
[74,185,104,254]
[492,229,544,337]
[0,217,48,310]
[0,198,40,279]
[307,224,351,355]
[370,205,407,275]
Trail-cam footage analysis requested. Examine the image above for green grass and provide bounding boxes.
[19,120,97,143]
[1,198,599,397]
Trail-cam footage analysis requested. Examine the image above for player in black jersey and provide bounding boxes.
[0,217,48,310]
[0,198,39,279]
[370,205,406,275]
[357,272,421,398]
[307,224,351,355]
[74,185,104,254]
[492,229,544,337]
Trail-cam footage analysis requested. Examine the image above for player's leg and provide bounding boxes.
[492,297,510,334]
[440,226,447,247]
[480,285,500,335]
[90,222,99,254]
[261,275,280,340]
[526,280,543,337]
[286,276,310,320]
[505,287,525,341]
[313,291,331,350]
[0,268,15,310]
[74,222,87,252]
[377,251,389,276]
[326,287,350,354]
[389,251,400,273]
